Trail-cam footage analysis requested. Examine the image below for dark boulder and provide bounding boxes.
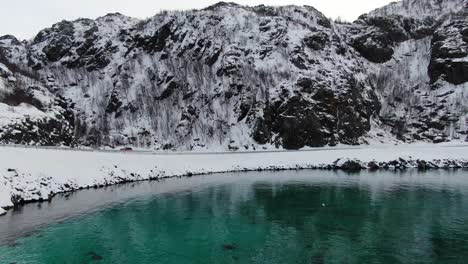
[304,31,329,51]
[290,54,308,70]
[335,159,363,172]
[367,161,380,170]
[296,77,318,93]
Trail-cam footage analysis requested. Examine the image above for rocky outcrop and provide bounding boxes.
[369,0,468,19]
[429,19,468,85]
[347,14,433,63]
[360,0,468,144]
[0,62,76,146]
[253,75,379,149]
[333,157,468,171]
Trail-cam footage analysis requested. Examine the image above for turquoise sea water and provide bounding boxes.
[1,170,468,263]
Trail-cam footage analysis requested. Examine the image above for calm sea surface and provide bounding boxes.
[1,170,467,264]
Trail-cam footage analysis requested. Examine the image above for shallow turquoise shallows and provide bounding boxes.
[1,170,468,264]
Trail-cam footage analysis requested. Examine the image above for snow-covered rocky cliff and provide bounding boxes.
[369,0,467,19]
[0,0,467,150]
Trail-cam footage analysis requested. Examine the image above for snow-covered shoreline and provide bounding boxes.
[1,143,468,214]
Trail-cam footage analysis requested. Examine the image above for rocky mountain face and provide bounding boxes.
[369,0,467,19]
[0,0,467,150]
[362,0,468,143]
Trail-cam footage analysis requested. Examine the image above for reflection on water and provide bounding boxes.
[1,170,468,263]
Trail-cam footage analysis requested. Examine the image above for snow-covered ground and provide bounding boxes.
[1,143,468,214]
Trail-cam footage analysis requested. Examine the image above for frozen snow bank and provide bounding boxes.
[1,144,468,211]
[0,207,5,216]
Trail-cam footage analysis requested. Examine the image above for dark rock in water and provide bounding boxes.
[311,253,325,264]
[7,241,20,248]
[367,161,380,171]
[222,244,237,251]
[88,252,104,261]
[417,160,430,170]
[335,159,363,172]
[11,194,24,206]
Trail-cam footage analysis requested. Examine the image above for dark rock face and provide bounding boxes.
[0,62,76,146]
[30,17,128,71]
[253,76,379,149]
[350,30,395,63]
[36,21,75,62]
[349,14,433,63]
[0,117,75,146]
[0,88,76,146]
[275,97,325,149]
[428,19,468,85]
[362,15,433,41]
[135,21,173,53]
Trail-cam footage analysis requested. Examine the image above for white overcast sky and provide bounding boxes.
[1,0,395,40]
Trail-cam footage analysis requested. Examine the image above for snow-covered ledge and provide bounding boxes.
[1,143,468,213]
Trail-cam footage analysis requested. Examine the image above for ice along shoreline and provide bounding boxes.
[1,143,468,214]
